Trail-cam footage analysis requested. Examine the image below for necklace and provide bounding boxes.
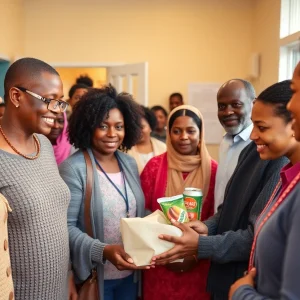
[0,125,40,160]
[248,172,300,271]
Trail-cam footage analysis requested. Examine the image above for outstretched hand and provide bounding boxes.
[229,268,256,299]
[151,219,199,265]
[104,244,151,270]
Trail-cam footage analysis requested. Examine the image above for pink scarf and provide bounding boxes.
[53,112,72,165]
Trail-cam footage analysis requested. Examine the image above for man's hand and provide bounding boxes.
[151,219,199,265]
[186,220,208,235]
[229,268,256,299]
[103,244,151,270]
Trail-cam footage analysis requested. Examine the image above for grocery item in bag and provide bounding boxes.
[158,195,189,223]
[183,187,203,220]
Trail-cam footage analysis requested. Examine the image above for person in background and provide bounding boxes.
[0,57,76,299]
[0,194,14,300]
[66,83,89,119]
[127,106,166,174]
[151,82,291,300]
[169,92,184,111]
[68,83,89,108]
[76,74,93,87]
[59,85,148,300]
[141,105,217,300]
[214,79,255,213]
[45,112,75,165]
[229,77,300,299]
[0,97,5,118]
[150,105,168,143]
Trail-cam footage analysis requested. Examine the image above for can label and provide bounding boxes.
[183,188,203,220]
[157,194,189,223]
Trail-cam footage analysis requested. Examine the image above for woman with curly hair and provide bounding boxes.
[127,106,166,174]
[59,85,148,300]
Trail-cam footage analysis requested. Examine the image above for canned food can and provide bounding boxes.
[183,187,203,220]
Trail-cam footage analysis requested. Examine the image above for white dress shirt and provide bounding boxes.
[214,123,253,213]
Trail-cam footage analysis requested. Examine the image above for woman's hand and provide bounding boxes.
[103,244,151,270]
[229,268,256,299]
[152,219,199,265]
[68,272,78,300]
[186,220,208,235]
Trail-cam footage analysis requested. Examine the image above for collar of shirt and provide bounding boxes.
[280,161,300,191]
[224,123,253,144]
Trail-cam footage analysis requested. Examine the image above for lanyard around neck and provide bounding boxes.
[94,155,130,218]
[248,172,300,271]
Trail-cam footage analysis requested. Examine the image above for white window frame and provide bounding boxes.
[279,0,300,81]
[279,34,300,81]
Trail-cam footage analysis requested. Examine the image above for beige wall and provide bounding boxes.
[252,0,281,94]
[1,0,283,160]
[22,0,257,160]
[0,0,24,59]
[23,0,254,108]
[55,67,106,99]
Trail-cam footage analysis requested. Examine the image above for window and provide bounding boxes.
[280,0,300,38]
[279,0,300,81]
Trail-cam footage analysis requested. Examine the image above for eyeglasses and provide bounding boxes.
[16,86,69,113]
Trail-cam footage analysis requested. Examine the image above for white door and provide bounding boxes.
[107,62,148,106]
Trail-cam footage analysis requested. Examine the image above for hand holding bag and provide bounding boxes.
[77,151,100,300]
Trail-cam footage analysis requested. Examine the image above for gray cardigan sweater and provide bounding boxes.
[59,148,145,299]
[233,182,300,299]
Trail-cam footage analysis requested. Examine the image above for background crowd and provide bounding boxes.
[0,57,300,300]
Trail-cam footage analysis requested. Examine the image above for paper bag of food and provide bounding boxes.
[120,210,183,266]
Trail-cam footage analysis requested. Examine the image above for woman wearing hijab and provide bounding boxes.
[46,112,75,165]
[140,105,217,300]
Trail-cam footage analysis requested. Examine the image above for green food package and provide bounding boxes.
[157,194,189,223]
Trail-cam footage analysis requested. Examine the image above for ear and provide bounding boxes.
[287,121,295,137]
[9,87,21,108]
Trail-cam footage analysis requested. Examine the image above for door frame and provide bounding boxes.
[51,61,148,106]
[50,62,125,68]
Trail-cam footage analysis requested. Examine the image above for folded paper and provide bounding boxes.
[120,210,183,266]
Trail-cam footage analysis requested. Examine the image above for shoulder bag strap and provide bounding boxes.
[83,150,94,238]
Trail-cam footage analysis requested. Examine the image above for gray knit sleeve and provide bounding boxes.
[59,159,107,281]
[197,159,284,263]
[197,228,253,263]
[203,207,221,235]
